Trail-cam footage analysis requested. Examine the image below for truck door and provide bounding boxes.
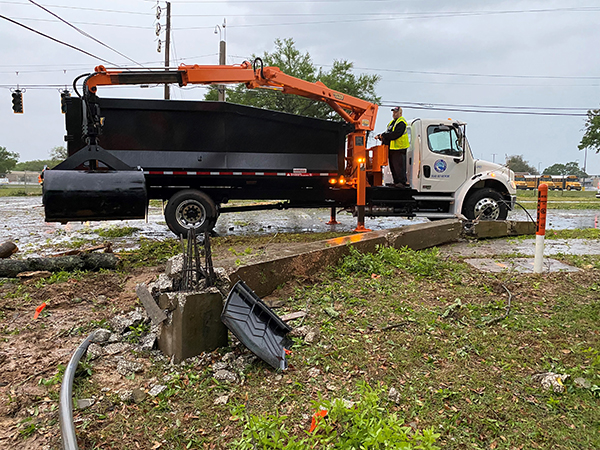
[419,124,468,193]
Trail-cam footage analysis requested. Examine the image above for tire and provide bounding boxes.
[164,189,217,237]
[462,188,508,221]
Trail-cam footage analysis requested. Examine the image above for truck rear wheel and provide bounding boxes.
[164,189,217,236]
[462,188,508,221]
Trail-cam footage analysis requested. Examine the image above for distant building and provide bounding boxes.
[6,171,40,184]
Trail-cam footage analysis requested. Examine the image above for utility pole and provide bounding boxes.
[216,19,226,101]
[492,153,497,163]
[164,1,171,100]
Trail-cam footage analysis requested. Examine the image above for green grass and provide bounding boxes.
[94,226,140,238]
[0,184,42,196]
[69,245,600,449]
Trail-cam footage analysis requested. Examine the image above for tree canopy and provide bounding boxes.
[50,146,67,160]
[579,108,600,154]
[506,155,538,174]
[204,38,381,120]
[0,147,19,175]
[543,161,587,178]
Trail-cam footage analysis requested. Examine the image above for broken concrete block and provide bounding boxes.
[304,327,320,345]
[213,369,237,383]
[76,398,95,410]
[132,388,146,403]
[116,359,144,377]
[138,333,156,352]
[156,273,174,292]
[165,254,184,280]
[103,342,131,355]
[158,293,178,311]
[157,290,228,364]
[91,328,111,344]
[136,284,167,325]
[86,343,103,360]
[148,384,166,397]
[388,387,401,404]
[110,310,144,335]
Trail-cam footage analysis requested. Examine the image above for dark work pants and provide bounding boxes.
[389,149,407,185]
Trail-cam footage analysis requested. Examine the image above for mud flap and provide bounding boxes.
[221,281,292,370]
[43,170,147,223]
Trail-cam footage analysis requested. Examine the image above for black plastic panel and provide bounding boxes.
[221,281,292,370]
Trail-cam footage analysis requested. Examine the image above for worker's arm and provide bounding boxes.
[376,121,406,145]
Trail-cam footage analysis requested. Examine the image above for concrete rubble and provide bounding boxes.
[532,372,569,393]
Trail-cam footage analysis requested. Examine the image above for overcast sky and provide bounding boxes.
[1,0,599,174]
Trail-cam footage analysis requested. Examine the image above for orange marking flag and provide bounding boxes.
[33,302,47,320]
[309,409,328,433]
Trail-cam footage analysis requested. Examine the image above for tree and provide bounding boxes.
[579,108,600,153]
[50,146,67,160]
[14,159,55,172]
[204,38,381,120]
[0,146,19,175]
[544,161,587,178]
[506,155,538,174]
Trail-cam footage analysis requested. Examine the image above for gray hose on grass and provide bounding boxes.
[59,331,96,450]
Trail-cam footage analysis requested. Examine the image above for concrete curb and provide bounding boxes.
[229,219,535,298]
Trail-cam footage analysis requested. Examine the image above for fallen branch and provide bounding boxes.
[51,242,113,257]
[485,284,512,326]
[0,253,119,278]
[380,322,408,332]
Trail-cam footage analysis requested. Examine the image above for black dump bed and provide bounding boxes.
[65,97,350,173]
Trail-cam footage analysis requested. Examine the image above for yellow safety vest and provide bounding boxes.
[388,117,409,150]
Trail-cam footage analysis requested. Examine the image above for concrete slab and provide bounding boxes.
[465,220,536,239]
[465,257,580,273]
[387,219,462,250]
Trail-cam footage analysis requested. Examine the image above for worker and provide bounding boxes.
[375,106,409,187]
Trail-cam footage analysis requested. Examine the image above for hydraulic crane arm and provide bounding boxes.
[85,60,378,131]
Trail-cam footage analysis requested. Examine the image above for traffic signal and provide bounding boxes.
[11,90,23,114]
[60,90,70,114]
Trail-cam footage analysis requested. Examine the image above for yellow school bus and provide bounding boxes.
[538,174,557,190]
[515,175,528,190]
[550,175,582,191]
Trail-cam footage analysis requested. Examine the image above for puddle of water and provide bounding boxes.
[0,197,598,257]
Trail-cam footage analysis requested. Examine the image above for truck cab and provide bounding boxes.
[405,118,516,220]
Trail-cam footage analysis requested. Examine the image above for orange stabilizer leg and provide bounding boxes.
[353,206,371,232]
[327,207,340,225]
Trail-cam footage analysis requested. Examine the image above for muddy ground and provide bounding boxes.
[1,226,599,449]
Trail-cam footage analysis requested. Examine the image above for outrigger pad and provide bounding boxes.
[221,281,292,370]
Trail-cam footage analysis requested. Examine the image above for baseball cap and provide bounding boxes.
[391,106,400,111]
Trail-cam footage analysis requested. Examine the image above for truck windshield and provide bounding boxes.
[427,126,463,157]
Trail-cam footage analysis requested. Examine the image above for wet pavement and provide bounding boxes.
[0,196,599,257]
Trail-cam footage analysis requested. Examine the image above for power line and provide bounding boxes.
[27,0,145,67]
[384,102,589,117]
[0,1,154,15]
[10,16,153,30]
[0,14,118,66]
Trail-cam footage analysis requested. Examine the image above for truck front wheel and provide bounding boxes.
[462,188,508,221]
[164,189,217,236]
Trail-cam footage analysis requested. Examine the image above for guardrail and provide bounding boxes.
[59,331,97,450]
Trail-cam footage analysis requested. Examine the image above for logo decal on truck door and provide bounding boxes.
[434,159,447,173]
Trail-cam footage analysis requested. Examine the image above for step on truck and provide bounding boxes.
[43,60,517,235]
